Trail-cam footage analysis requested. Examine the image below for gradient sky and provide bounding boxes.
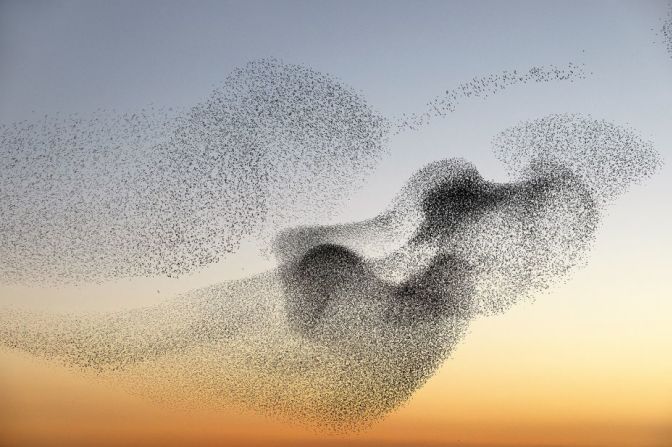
[1,1,671,446]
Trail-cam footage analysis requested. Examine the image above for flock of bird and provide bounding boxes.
[395,62,587,132]
[664,3,672,57]
[0,59,592,285]
[0,104,661,428]
[0,59,387,284]
[0,9,669,429]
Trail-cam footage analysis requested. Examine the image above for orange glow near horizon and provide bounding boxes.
[2,254,670,447]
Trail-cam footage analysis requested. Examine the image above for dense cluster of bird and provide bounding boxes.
[492,114,663,205]
[395,63,587,132]
[0,59,388,284]
[0,111,661,429]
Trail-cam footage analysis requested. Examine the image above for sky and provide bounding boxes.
[1,1,671,446]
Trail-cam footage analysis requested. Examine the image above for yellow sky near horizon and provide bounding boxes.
[2,244,670,447]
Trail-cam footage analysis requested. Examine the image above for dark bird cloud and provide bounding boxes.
[0,112,661,430]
